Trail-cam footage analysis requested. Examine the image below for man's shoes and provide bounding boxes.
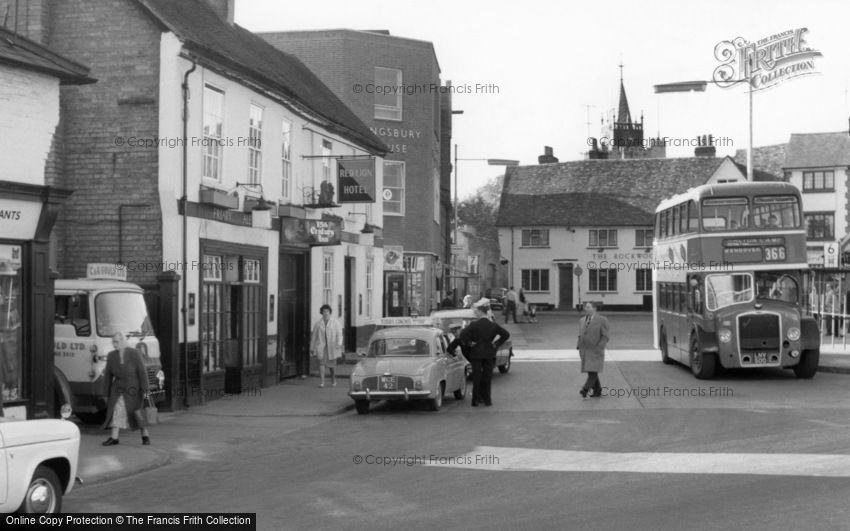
[588,391,602,398]
[579,388,588,399]
[102,438,119,446]
[141,436,150,445]
[471,401,479,407]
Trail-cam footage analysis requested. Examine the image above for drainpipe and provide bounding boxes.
[181,60,197,407]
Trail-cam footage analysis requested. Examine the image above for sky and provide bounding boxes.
[237,0,850,199]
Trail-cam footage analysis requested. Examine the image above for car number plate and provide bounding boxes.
[754,352,767,364]
[380,375,397,390]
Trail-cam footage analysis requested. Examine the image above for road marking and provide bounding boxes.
[425,445,850,477]
[513,349,661,362]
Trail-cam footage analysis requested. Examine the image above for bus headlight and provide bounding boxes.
[787,327,801,341]
[719,329,732,343]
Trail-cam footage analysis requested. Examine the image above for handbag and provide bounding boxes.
[143,396,158,425]
[133,405,148,428]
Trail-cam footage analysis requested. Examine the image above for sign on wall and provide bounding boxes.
[337,158,376,203]
[384,245,404,271]
[281,219,341,246]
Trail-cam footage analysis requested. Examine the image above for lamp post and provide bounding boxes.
[452,146,519,298]
[654,79,754,181]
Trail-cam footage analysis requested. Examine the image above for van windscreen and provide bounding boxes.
[95,292,155,338]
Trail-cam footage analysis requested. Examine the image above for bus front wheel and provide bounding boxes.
[793,349,819,379]
[660,329,673,365]
[690,337,715,379]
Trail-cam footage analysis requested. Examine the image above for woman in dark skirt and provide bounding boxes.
[101,332,151,445]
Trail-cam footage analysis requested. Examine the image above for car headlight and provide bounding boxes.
[718,329,732,343]
[352,379,362,391]
[787,327,801,341]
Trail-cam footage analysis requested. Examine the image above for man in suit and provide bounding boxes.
[459,298,510,407]
[577,301,609,398]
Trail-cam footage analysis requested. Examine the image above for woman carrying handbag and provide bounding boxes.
[101,332,152,446]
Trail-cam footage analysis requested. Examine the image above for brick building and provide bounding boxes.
[261,29,453,317]
[4,0,387,407]
[0,23,92,418]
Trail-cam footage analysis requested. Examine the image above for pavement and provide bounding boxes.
[74,319,850,488]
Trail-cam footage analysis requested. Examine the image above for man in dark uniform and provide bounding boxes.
[456,298,510,407]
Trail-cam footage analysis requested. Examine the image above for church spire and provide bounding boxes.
[617,60,631,124]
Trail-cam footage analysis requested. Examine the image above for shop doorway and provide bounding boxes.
[278,253,308,379]
[344,257,355,352]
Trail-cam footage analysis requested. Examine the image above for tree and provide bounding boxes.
[457,174,503,245]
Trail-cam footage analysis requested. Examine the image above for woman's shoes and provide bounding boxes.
[579,388,588,399]
[102,437,119,446]
[141,436,151,445]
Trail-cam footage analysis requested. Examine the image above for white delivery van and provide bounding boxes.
[53,264,164,422]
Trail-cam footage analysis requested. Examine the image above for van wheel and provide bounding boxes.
[660,329,673,365]
[793,350,819,379]
[17,466,62,513]
[690,337,715,379]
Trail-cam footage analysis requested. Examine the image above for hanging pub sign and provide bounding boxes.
[281,218,341,246]
[337,158,376,203]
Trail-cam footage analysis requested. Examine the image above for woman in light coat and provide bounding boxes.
[310,304,344,387]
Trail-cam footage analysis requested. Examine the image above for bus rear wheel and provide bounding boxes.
[690,337,715,379]
[660,329,673,365]
[793,349,819,379]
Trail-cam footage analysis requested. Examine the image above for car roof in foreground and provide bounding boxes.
[429,309,477,319]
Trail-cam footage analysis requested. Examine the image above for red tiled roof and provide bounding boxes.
[497,156,741,227]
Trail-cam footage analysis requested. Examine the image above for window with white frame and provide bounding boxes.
[589,229,618,248]
[202,254,223,282]
[802,170,835,191]
[323,253,333,306]
[589,268,617,292]
[521,229,550,247]
[635,268,652,291]
[521,269,549,291]
[203,85,224,181]
[201,254,224,373]
[243,259,260,283]
[635,228,653,248]
[366,257,374,318]
[383,161,405,215]
[247,104,263,185]
[281,119,292,200]
[374,66,402,121]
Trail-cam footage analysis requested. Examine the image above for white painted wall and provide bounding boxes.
[0,66,60,185]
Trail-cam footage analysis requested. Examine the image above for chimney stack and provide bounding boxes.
[538,146,559,164]
[694,134,716,157]
[204,0,235,24]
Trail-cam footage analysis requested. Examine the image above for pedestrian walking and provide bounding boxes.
[101,332,151,446]
[462,294,473,308]
[518,288,528,322]
[460,298,510,407]
[504,286,518,324]
[577,301,609,399]
[310,304,344,387]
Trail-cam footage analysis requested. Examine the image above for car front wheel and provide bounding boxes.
[354,400,370,414]
[429,382,444,411]
[18,465,62,514]
[498,352,511,374]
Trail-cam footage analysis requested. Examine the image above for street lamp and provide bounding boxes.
[453,144,519,244]
[654,78,753,181]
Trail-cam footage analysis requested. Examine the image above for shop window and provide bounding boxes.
[383,161,405,215]
[0,252,22,402]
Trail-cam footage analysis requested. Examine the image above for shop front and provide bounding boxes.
[383,249,438,317]
[0,182,71,419]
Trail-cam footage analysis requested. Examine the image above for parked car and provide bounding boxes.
[485,287,507,311]
[0,418,80,513]
[349,327,469,414]
[429,308,513,374]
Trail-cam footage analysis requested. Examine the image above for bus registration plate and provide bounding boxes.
[754,352,767,364]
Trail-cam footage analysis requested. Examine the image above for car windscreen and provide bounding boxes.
[369,338,431,357]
